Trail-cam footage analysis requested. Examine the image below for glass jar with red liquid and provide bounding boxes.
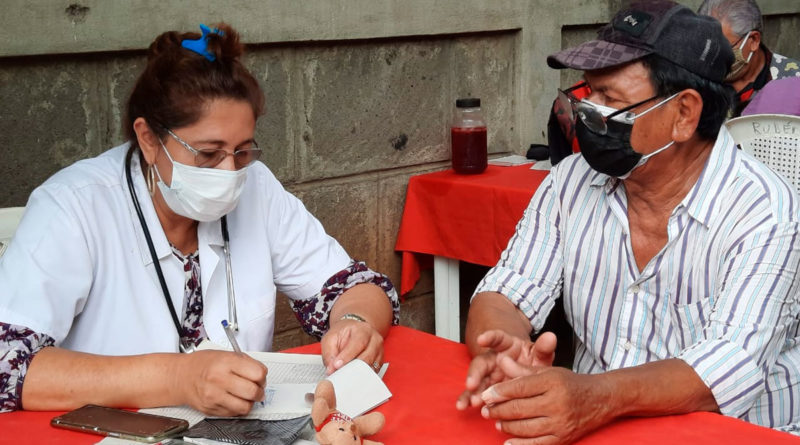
[451,98,487,174]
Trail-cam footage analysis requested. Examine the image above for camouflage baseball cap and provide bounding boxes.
[547,0,733,83]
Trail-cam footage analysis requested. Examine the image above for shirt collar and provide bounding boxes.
[122,145,173,266]
[589,169,622,193]
[198,218,224,247]
[678,126,739,227]
[122,146,231,261]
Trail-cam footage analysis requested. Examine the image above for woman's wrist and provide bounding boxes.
[170,352,192,405]
[332,284,394,337]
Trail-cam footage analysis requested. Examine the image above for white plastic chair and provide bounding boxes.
[0,207,25,258]
[725,114,800,193]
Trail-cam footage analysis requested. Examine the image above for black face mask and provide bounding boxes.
[575,118,643,178]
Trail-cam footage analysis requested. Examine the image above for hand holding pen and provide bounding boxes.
[175,325,267,416]
[222,320,266,408]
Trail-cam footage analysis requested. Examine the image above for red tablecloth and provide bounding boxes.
[395,165,549,294]
[1,326,798,444]
[1,326,506,444]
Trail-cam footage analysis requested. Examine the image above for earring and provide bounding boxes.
[146,164,156,196]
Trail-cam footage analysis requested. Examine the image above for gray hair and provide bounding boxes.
[698,0,763,37]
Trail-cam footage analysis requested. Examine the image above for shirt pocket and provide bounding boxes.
[241,284,276,322]
[239,290,277,351]
[668,296,712,350]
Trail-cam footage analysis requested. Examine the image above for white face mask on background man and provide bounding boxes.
[154,140,248,222]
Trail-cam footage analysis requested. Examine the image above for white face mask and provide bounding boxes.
[153,140,248,222]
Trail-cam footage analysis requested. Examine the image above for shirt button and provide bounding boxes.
[624,341,632,351]
[630,284,640,293]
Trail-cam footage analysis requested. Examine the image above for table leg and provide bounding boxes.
[433,256,460,341]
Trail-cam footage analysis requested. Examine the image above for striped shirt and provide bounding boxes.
[476,126,800,430]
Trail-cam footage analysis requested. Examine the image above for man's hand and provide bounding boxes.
[321,319,384,375]
[456,330,557,410]
[177,350,268,417]
[479,356,609,445]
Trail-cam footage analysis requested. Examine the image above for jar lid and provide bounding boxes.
[456,98,481,108]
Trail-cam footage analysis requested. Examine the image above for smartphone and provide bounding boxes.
[51,404,189,443]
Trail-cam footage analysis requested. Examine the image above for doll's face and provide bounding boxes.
[319,421,361,444]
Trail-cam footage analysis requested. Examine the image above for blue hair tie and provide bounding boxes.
[181,24,224,62]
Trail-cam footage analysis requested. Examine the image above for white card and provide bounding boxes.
[325,359,392,418]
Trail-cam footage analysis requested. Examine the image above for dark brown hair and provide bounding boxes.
[125,23,264,146]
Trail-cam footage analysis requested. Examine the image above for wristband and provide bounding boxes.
[339,313,367,323]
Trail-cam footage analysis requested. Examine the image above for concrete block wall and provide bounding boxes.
[1,0,798,349]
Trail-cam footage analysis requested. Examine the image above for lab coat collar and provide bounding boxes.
[122,144,225,293]
[122,146,173,266]
[198,219,224,247]
[198,219,223,315]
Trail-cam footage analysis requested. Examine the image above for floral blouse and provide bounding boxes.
[172,246,208,349]
[0,258,398,412]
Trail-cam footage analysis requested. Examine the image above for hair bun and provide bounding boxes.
[146,31,184,62]
[125,21,263,147]
[145,23,243,64]
[203,23,243,63]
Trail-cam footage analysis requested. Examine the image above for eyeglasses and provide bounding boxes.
[553,82,590,139]
[731,31,752,50]
[557,81,678,135]
[163,128,262,169]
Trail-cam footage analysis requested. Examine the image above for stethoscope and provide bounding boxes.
[125,146,238,353]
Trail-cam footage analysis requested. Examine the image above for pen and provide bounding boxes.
[222,320,265,408]
[221,319,242,353]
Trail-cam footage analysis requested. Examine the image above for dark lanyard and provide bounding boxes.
[124,146,228,352]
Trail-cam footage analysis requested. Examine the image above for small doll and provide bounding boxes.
[311,380,385,445]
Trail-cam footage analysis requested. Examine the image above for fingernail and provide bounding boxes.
[481,386,497,403]
[495,421,502,431]
[480,406,489,418]
[334,359,343,368]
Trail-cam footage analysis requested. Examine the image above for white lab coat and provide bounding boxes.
[0,143,351,354]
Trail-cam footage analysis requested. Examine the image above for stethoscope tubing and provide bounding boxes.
[124,146,238,352]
